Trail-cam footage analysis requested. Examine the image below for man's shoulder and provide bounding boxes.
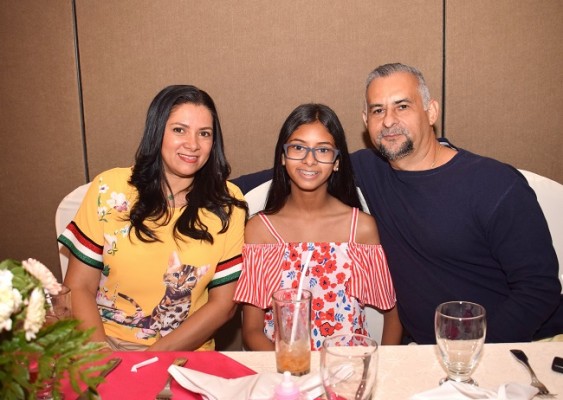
[451,150,533,204]
[457,149,522,181]
[230,169,273,194]
[350,148,387,168]
[351,148,381,161]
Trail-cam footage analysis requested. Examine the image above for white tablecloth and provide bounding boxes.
[223,341,562,399]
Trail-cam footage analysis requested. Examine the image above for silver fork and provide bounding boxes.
[510,349,556,398]
[155,357,188,400]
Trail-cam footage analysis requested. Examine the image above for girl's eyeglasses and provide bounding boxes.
[283,144,340,164]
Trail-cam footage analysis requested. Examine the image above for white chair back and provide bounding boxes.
[244,180,272,217]
[519,169,563,291]
[55,182,91,280]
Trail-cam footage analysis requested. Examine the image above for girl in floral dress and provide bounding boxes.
[234,103,402,350]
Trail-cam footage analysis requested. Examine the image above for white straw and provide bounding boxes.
[290,244,313,344]
[131,356,159,372]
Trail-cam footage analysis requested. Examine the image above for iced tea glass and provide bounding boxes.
[272,288,312,376]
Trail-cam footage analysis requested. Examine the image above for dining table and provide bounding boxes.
[61,341,562,399]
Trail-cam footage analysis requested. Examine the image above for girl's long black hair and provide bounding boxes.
[264,103,362,214]
[128,85,247,243]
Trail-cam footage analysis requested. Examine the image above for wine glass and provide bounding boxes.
[31,286,72,399]
[45,285,72,326]
[435,301,486,385]
[321,334,378,400]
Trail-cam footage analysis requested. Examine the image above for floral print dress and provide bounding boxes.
[234,207,396,350]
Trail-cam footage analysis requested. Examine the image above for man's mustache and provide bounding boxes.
[380,127,409,137]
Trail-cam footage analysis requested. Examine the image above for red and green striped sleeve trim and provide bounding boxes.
[208,254,242,289]
[57,221,104,270]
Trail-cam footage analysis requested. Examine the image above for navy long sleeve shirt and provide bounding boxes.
[351,147,561,343]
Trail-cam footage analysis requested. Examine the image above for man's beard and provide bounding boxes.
[375,127,414,161]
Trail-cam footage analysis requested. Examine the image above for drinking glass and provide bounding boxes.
[272,288,312,376]
[435,301,486,385]
[45,285,72,325]
[34,285,72,399]
[321,334,378,400]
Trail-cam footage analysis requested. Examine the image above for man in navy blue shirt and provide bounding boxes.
[233,63,562,343]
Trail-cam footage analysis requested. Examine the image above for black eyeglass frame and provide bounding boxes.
[282,144,340,164]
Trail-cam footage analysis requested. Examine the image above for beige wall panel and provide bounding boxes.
[445,0,563,183]
[75,0,443,179]
[0,1,85,280]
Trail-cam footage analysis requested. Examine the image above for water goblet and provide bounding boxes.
[321,334,378,400]
[45,284,72,325]
[34,285,72,399]
[435,301,486,386]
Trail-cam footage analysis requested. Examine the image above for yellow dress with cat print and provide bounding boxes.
[58,167,245,349]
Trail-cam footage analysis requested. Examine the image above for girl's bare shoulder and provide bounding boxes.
[354,210,381,245]
[245,213,277,244]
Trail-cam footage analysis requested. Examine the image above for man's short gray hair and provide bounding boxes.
[365,63,431,110]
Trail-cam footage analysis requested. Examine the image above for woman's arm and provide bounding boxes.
[381,306,403,345]
[241,303,274,351]
[63,255,106,342]
[147,280,238,351]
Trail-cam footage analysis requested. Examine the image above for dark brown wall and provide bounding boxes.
[1,0,561,286]
[75,1,443,180]
[445,0,563,176]
[1,1,85,276]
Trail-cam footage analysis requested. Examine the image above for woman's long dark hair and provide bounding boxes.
[264,103,362,214]
[128,85,247,243]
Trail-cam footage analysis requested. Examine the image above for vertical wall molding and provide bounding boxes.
[440,0,447,138]
[71,0,90,182]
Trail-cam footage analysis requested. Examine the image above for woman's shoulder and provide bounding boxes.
[92,167,134,186]
[87,167,135,196]
[87,167,137,208]
[226,180,244,200]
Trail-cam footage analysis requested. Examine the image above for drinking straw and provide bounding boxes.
[290,244,313,344]
[130,356,159,372]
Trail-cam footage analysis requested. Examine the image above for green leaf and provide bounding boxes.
[0,320,105,399]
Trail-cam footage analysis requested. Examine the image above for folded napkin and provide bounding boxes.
[410,381,539,400]
[169,365,333,400]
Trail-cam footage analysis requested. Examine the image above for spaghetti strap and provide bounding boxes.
[348,207,359,243]
[257,212,285,244]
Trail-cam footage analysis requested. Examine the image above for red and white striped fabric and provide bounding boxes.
[234,208,396,348]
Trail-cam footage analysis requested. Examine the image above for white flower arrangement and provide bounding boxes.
[0,258,104,400]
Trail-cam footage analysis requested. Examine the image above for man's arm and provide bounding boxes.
[486,180,561,342]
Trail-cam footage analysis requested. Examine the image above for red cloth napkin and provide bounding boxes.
[62,351,256,400]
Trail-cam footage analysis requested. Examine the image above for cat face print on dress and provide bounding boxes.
[98,251,209,340]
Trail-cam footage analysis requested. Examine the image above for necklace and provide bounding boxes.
[430,144,442,168]
[167,191,188,206]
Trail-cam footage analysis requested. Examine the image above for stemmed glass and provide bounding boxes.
[435,301,486,385]
[45,284,72,325]
[34,285,72,400]
[320,334,378,400]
